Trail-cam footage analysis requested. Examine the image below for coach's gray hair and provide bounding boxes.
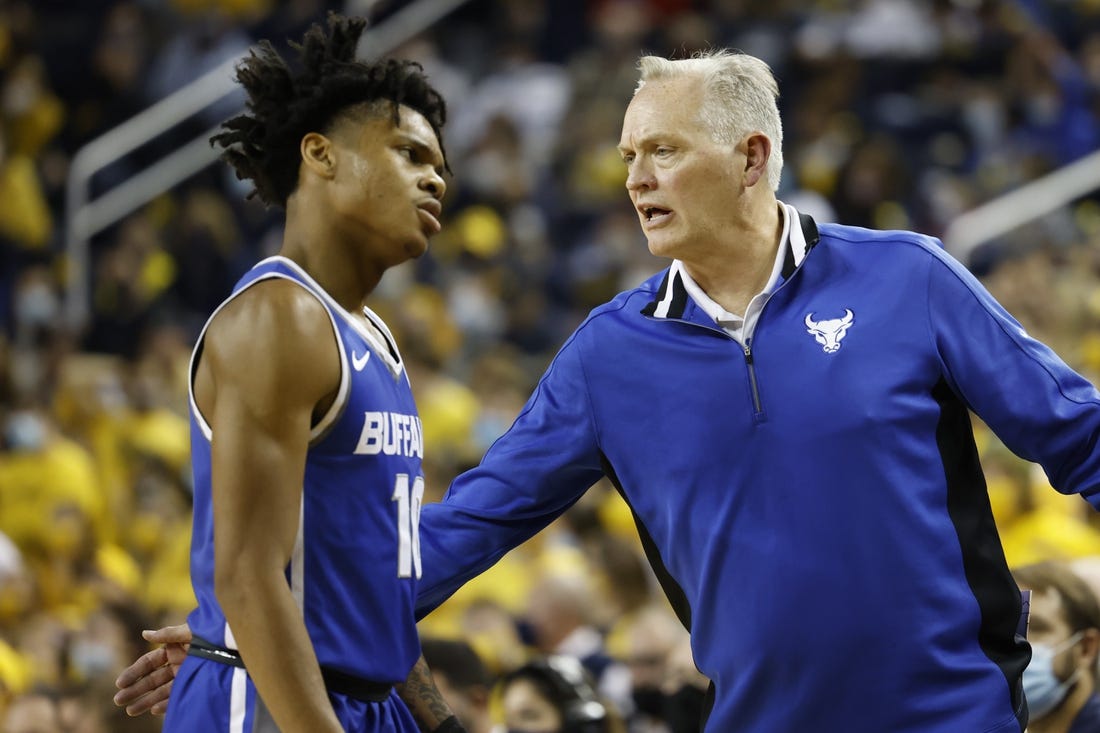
[635,50,784,191]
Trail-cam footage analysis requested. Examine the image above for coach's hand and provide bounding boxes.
[113,623,192,716]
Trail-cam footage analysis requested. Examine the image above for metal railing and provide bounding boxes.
[64,0,472,329]
[943,148,1100,265]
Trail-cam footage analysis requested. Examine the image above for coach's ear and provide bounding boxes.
[300,132,337,180]
[741,132,771,189]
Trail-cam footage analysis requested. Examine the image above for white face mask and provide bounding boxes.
[1023,631,1085,720]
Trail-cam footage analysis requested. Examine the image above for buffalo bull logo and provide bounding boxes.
[804,310,854,353]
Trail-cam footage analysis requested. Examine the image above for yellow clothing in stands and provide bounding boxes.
[0,156,51,249]
[143,518,196,616]
[1000,506,1100,568]
[0,438,105,545]
[124,408,191,474]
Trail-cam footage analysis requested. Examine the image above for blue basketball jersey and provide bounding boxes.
[162,657,419,733]
[183,255,424,689]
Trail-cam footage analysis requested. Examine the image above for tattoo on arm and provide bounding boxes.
[396,655,454,732]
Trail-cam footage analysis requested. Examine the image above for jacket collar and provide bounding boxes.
[642,204,819,320]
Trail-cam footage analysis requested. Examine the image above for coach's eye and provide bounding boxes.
[399,147,415,161]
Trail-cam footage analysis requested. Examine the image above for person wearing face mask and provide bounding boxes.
[624,604,706,733]
[1012,561,1100,733]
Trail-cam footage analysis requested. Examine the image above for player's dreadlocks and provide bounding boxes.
[211,14,448,208]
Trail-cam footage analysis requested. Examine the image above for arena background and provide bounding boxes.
[2,0,1100,729]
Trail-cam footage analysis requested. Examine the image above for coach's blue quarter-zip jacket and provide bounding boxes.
[417,208,1100,732]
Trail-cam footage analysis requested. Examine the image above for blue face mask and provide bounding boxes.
[1023,632,1084,720]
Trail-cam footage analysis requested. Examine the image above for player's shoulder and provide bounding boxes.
[199,276,342,406]
[205,277,334,364]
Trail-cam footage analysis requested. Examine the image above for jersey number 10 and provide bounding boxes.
[392,474,424,578]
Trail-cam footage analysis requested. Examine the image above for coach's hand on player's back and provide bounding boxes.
[113,623,192,716]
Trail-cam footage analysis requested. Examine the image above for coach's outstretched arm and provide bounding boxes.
[416,334,605,618]
[922,244,1100,505]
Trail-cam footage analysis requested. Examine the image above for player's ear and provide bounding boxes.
[300,132,337,179]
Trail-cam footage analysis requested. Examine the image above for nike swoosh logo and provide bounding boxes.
[351,350,371,371]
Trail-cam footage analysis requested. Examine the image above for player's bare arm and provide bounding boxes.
[197,278,344,732]
[396,655,458,731]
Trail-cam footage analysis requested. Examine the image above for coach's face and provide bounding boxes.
[619,75,745,262]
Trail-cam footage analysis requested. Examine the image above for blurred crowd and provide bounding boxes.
[2,0,1100,730]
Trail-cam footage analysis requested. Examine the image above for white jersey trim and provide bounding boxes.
[229,666,247,733]
[263,255,406,378]
[187,269,352,444]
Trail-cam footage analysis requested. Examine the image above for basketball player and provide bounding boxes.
[158,14,460,733]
